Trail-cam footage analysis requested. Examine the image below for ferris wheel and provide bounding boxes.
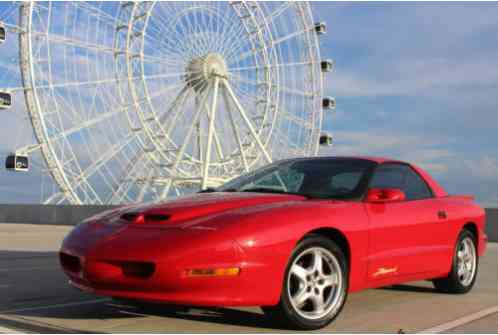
[0,1,335,205]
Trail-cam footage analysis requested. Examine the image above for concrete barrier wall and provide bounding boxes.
[0,204,118,226]
[0,204,497,242]
[484,208,498,243]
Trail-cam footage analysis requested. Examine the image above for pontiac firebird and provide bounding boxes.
[60,157,487,330]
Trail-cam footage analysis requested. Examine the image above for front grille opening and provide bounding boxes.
[144,214,170,222]
[119,261,155,279]
[60,252,81,273]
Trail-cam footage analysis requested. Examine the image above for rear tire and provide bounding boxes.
[262,235,348,330]
[433,229,478,294]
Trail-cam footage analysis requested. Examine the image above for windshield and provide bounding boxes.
[217,158,377,200]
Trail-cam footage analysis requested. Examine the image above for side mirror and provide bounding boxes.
[365,188,406,203]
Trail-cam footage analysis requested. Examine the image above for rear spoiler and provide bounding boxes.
[448,194,475,202]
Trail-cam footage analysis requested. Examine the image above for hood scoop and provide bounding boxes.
[121,212,171,224]
[119,192,308,226]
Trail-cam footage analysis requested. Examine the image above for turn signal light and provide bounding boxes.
[185,267,240,277]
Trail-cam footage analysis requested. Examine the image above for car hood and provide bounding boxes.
[113,192,308,227]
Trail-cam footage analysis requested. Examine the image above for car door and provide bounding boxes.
[365,163,443,283]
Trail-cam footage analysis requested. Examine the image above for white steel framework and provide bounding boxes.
[1,1,331,204]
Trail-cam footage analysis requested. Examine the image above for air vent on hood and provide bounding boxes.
[144,214,171,222]
[120,212,171,224]
[121,212,140,222]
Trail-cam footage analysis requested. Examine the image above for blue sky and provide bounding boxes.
[1,2,498,206]
[314,3,498,206]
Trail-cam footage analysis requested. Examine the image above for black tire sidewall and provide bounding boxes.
[279,235,349,330]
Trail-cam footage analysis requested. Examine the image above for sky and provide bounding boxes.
[314,2,498,206]
[1,2,498,206]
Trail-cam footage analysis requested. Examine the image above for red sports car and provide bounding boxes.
[60,157,487,330]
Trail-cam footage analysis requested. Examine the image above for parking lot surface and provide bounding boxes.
[1,223,497,333]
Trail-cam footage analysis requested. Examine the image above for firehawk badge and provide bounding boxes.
[373,267,398,277]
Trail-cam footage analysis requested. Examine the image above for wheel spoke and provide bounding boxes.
[322,273,339,288]
[312,250,324,275]
[309,291,325,312]
[292,289,310,308]
[201,77,220,190]
[222,87,249,172]
[291,264,308,283]
[462,242,469,256]
[464,254,473,263]
[222,78,272,164]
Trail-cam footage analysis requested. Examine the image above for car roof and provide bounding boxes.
[289,155,401,164]
[335,156,398,164]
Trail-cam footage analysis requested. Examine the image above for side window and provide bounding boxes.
[402,166,432,200]
[369,164,432,201]
[330,172,363,192]
[369,165,405,189]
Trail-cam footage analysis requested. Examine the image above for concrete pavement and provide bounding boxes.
[1,223,497,333]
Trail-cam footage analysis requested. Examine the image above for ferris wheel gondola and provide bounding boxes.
[0,22,5,44]
[322,96,336,110]
[0,91,11,109]
[321,59,335,72]
[314,22,327,35]
[5,153,29,172]
[319,132,333,146]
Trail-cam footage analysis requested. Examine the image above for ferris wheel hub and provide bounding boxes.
[185,53,228,91]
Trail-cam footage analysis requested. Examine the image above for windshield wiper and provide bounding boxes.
[198,188,238,193]
[241,187,288,194]
[241,187,316,199]
[201,187,315,199]
[198,187,217,193]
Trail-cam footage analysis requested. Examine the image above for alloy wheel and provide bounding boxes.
[456,237,477,286]
[287,247,344,320]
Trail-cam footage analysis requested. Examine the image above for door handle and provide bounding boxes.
[438,210,447,220]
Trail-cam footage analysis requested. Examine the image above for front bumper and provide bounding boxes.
[59,223,279,307]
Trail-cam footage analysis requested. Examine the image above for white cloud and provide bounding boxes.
[418,162,449,175]
[321,131,457,176]
[464,155,498,180]
[325,130,447,155]
[328,55,498,98]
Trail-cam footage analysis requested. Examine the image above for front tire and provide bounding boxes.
[263,235,348,330]
[433,229,478,294]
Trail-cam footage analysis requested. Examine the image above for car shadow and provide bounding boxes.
[8,299,283,331]
[379,283,442,294]
[116,301,283,330]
